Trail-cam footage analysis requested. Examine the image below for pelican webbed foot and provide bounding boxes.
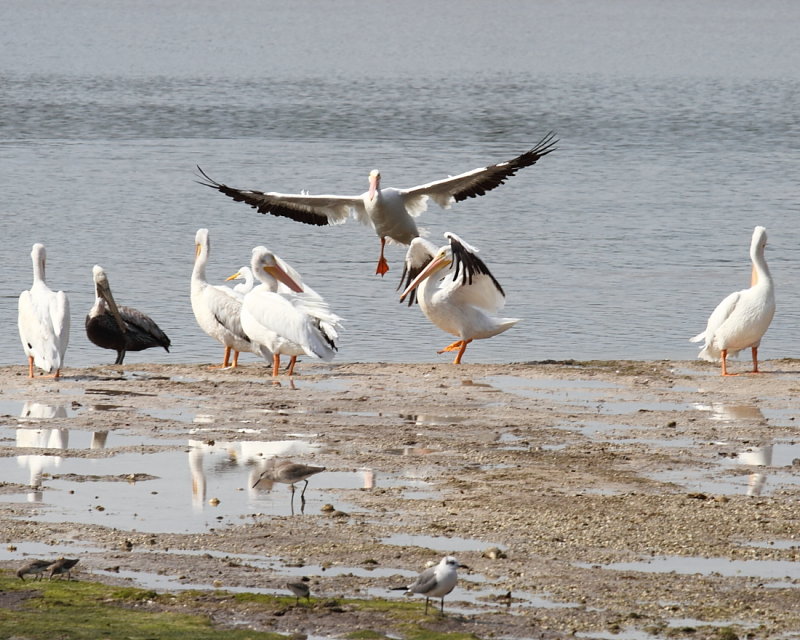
[375,237,390,276]
[437,340,464,354]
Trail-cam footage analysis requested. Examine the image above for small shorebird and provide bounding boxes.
[400,556,465,614]
[47,557,79,580]
[252,460,325,513]
[286,580,311,605]
[16,559,52,581]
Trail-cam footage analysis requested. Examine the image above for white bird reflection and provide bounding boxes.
[15,402,108,501]
[16,402,70,501]
[737,443,773,497]
[693,402,765,423]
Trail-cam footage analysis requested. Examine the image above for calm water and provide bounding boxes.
[2,0,799,368]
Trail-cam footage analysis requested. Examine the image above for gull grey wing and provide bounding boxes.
[407,566,439,594]
[196,166,362,227]
[402,132,557,209]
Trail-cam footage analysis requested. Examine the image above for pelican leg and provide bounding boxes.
[452,339,472,365]
[272,354,281,377]
[209,346,232,369]
[114,350,126,365]
[375,237,390,276]
[437,340,464,354]
[287,356,298,376]
[27,356,34,378]
[721,349,737,377]
[751,346,761,373]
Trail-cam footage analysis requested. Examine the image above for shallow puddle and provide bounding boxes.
[400,414,468,425]
[649,439,800,496]
[484,376,690,415]
[0,400,83,420]
[578,555,800,584]
[382,533,506,553]
[1,428,441,531]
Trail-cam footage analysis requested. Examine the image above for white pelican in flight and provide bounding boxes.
[241,246,343,378]
[196,132,556,276]
[18,243,70,378]
[399,232,519,364]
[191,228,270,368]
[690,225,775,376]
[86,265,171,364]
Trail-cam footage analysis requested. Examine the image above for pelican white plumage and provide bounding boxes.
[86,265,171,364]
[225,266,255,299]
[399,232,519,364]
[18,243,70,378]
[241,246,343,377]
[191,228,270,368]
[690,225,775,376]
[196,133,556,276]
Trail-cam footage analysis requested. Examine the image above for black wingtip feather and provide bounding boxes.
[448,236,505,298]
[451,131,558,203]
[195,166,330,227]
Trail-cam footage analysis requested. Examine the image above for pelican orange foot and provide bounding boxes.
[437,340,464,354]
[375,238,390,276]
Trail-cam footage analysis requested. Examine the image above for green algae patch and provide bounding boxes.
[0,572,284,640]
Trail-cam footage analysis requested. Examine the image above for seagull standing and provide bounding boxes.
[404,556,464,614]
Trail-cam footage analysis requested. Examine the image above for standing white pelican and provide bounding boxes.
[241,246,343,377]
[225,266,255,299]
[196,132,556,276]
[86,265,171,364]
[399,232,519,364]
[18,243,70,378]
[191,228,270,368]
[690,225,775,376]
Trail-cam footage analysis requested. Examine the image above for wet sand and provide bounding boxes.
[1,359,799,639]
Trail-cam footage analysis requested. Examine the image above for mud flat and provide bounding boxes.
[1,359,799,639]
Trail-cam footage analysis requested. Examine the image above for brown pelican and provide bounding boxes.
[399,232,519,364]
[18,243,70,378]
[86,265,170,364]
[196,132,556,276]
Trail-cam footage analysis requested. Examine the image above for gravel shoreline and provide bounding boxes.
[1,359,799,639]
